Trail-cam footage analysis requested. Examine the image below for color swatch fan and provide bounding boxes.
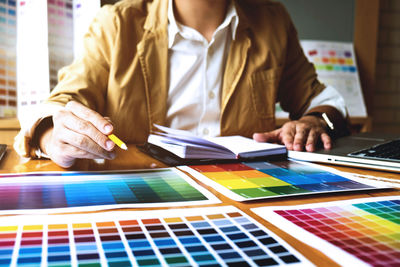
[180,160,387,201]
[252,196,400,267]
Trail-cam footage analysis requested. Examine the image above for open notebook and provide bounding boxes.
[140,125,287,165]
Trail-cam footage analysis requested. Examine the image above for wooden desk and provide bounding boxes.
[1,131,399,266]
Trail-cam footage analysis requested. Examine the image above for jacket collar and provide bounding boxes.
[167,0,239,48]
[143,0,169,33]
[144,0,250,36]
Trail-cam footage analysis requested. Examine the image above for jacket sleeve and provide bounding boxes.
[275,4,349,137]
[276,4,326,120]
[14,5,119,158]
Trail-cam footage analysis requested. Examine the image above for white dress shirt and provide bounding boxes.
[166,0,238,137]
[166,0,347,137]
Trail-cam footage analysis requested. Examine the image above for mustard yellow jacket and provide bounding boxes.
[16,0,326,157]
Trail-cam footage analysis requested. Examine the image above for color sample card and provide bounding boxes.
[301,40,366,117]
[0,168,219,214]
[0,206,312,266]
[252,196,400,267]
[276,40,367,118]
[47,0,75,91]
[0,0,17,117]
[180,160,385,201]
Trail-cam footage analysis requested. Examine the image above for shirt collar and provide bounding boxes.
[168,0,239,48]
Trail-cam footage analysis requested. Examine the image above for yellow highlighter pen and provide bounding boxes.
[108,134,128,150]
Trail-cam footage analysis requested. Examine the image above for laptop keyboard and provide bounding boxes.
[349,139,400,162]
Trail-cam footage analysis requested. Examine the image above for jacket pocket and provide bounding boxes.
[249,67,282,119]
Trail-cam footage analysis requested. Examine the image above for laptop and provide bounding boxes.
[288,132,400,172]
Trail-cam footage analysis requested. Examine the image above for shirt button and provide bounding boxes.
[208,91,215,99]
[203,128,209,135]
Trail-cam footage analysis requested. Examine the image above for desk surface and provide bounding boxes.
[1,131,399,266]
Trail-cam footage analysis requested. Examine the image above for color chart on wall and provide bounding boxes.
[252,196,400,267]
[301,40,367,117]
[0,168,219,214]
[275,40,367,118]
[47,0,100,91]
[0,206,312,266]
[0,0,17,117]
[48,0,74,91]
[180,160,385,201]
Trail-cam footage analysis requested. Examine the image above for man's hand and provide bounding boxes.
[253,115,331,152]
[40,101,116,168]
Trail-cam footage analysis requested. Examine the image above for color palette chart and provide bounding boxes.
[0,207,312,266]
[0,0,17,117]
[180,160,383,201]
[301,40,367,117]
[48,0,74,91]
[0,168,219,213]
[252,196,400,267]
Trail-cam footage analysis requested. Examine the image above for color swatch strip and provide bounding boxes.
[0,207,312,266]
[252,196,400,267]
[0,168,219,213]
[180,160,381,201]
[0,0,17,117]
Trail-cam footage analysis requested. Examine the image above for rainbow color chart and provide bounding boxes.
[301,40,367,117]
[180,160,383,201]
[0,168,219,213]
[252,196,400,267]
[0,207,312,266]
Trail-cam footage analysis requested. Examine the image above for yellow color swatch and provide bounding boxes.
[23,225,43,231]
[217,179,259,189]
[233,170,271,179]
[345,58,354,65]
[203,172,241,181]
[247,177,290,187]
[48,224,68,230]
[73,223,92,229]
[0,226,18,232]
[164,217,183,223]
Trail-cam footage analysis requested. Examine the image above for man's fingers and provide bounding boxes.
[320,132,332,150]
[65,101,113,135]
[275,117,334,152]
[293,124,309,151]
[58,126,116,159]
[280,124,296,150]
[252,129,281,143]
[59,109,115,151]
[305,129,318,152]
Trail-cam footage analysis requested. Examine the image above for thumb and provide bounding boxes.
[253,129,281,143]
